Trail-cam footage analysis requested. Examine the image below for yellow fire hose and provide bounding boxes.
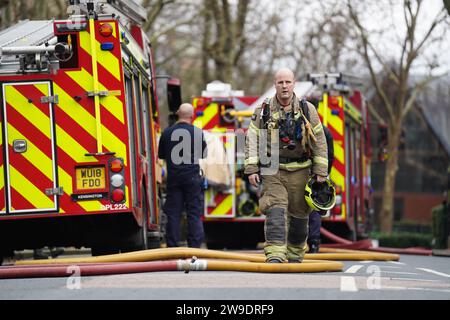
[0,247,402,278]
[11,247,399,276]
[15,247,399,266]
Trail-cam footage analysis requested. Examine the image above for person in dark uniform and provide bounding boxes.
[308,123,334,253]
[158,103,207,248]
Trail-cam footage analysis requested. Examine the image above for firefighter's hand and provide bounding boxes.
[248,174,260,187]
[316,175,327,183]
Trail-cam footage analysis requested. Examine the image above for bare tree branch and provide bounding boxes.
[347,1,396,124]
[402,72,449,117]
[414,8,447,54]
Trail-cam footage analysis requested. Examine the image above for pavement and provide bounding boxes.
[432,249,450,257]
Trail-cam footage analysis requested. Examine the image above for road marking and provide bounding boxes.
[340,276,358,292]
[388,261,405,265]
[345,265,364,274]
[416,268,450,278]
[389,277,439,283]
[407,287,450,293]
[380,271,419,275]
[383,285,450,293]
[359,261,374,264]
[382,285,407,290]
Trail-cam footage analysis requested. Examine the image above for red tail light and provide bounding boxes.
[109,158,125,203]
[111,189,124,202]
[328,96,340,108]
[99,23,113,37]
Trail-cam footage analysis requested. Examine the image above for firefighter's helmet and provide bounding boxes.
[304,176,336,211]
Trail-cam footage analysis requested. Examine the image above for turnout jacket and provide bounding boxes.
[244,94,328,177]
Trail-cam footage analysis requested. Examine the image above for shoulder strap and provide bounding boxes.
[300,98,310,122]
[260,97,271,128]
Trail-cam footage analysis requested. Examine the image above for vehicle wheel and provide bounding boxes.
[0,249,14,265]
[121,189,150,252]
[147,233,161,249]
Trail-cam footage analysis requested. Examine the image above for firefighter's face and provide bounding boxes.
[274,69,295,102]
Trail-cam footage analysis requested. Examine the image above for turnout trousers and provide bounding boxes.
[308,211,322,241]
[164,174,205,248]
[260,168,312,262]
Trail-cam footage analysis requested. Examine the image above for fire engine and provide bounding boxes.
[192,81,263,249]
[192,74,372,248]
[0,0,179,262]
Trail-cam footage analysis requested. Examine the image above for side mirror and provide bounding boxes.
[167,78,181,113]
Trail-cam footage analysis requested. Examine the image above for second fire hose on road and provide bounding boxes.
[0,247,399,279]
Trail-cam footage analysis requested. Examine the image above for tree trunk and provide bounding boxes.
[379,121,402,234]
[202,0,212,85]
[215,59,233,84]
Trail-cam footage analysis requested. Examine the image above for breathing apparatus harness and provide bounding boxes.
[260,97,315,156]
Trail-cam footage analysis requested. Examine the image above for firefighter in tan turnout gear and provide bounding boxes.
[244,68,328,263]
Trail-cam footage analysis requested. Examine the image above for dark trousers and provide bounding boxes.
[164,174,205,248]
[308,211,322,241]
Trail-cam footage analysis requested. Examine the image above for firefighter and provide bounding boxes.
[158,103,207,248]
[308,121,334,253]
[244,68,328,263]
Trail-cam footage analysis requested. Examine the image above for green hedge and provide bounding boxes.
[369,232,432,249]
[393,220,431,234]
[432,204,449,249]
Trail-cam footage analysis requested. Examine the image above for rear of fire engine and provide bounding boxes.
[0,0,174,262]
[193,75,372,248]
[192,81,264,249]
[306,73,372,241]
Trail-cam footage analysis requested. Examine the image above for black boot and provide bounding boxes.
[308,239,321,253]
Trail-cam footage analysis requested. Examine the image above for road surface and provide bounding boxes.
[1,250,449,301]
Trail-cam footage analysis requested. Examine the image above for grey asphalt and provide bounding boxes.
[0,253,449,300]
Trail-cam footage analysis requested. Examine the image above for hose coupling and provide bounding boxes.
[177,256,207,273]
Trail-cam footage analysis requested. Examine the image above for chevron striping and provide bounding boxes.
[9,166,54,211]
[193,103,218,129]
[210,194,233,216]
[7,124,54,182]
[66,68,125,124]
[79,28,121,81]
[4,85,52,140]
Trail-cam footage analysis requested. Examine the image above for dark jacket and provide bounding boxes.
[158,122,207,179]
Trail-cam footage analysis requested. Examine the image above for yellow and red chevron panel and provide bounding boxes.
[0,19,133,217]
[192,98,220,130]
[192,97,258,132]
[206,192,234,217]
[2,82,57,213]
[51,19,130,214]
[317,95,347,221]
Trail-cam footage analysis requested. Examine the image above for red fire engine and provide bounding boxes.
[0,0,179,262]
[192,81,263,249]
[305,73,372,241]
[192,74,372,248]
